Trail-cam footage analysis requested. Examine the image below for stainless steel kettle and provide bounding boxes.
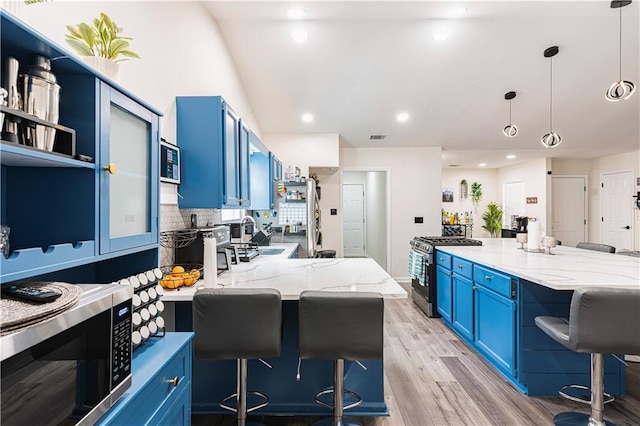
[21,55,60,151]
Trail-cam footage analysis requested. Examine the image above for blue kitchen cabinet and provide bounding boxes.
[452,274,474,341]
[270,152,283,182]
[176,96,253,209]
[436,265,452,323]
[249,131,273,210]
[0,11,161,284]
[99,83,159,254]
[474,284,517,377]
[238,122,251,208]
[96,333,193,426]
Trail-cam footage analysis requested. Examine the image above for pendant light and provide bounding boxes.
[606,0,635,102]
[541,46,562,148]
[503,91,518,137]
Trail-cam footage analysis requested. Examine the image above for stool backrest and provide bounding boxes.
[193,288,282,360]
[299,290,384,360]
[576,242,616,253]
[569,287,640,354]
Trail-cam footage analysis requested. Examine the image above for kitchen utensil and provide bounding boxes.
[21,55,60,151]
[2,57,20,143]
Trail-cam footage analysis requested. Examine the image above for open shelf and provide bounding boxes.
[1,240,95,283]
[0,141,94,168]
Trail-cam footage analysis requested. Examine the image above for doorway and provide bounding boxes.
[343,184,365,257]
[341,170,389,271]
[601,171,634,251]
[552,176,587,247]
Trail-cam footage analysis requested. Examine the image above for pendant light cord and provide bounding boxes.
[619,5,623,81]
[509,100,512,125]
[549,57,553,132]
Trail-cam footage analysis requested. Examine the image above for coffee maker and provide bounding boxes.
[515,216,528,232]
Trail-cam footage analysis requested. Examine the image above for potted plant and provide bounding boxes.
[482,201,503,238]
[65,12,140,81]
[471,181,482,207]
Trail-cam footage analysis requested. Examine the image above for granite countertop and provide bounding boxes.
[437,238,640,290]
[162,243,407,301]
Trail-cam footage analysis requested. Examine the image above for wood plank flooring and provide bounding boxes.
[193,282,640,426]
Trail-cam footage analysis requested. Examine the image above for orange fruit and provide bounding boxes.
[183,277,196,286]
[160,275,179,290]
[190,269,201,280]
[171,265,185,277]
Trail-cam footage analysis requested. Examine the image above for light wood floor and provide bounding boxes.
[193,282,640,426]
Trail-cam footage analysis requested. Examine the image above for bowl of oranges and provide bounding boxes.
[159,264,203,290]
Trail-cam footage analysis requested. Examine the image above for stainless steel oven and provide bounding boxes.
[1,284,133,425]
[409,236,482,317]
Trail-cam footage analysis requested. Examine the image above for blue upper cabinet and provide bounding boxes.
[99,83,159,254]
[249,131,272,210]
[176,96,251,209]
[0,11,161,283]
[238,122,251,208]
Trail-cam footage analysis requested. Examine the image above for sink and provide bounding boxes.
[258,248,285,255]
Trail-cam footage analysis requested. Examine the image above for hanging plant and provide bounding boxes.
[459,179,468,201]
[471,182,483,207]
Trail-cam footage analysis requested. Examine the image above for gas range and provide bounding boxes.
[409,236,482,317]
[410,236,482,254]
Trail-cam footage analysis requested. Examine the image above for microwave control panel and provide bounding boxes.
[111,300,132,389]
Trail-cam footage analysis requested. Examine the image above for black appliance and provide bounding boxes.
[515,216,528,232]
[409,236,482,317]
[1,284,132,425]
[229,222,254,244]
[175,226,237,275]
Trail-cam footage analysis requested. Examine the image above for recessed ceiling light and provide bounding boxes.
[433,27,450,42]
[396,112,409,123]
[478,162,487,167]
[506,154,516,159]
[291,28,308,44]
[301,113,314,123]
[287,8,306,19]
[447,7,468,18]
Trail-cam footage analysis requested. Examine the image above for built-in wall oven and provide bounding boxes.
[1,284,133,425]
[409,236,482,317]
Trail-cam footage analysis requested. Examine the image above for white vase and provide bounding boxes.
[0,1,25,20]
[82,56,121,83]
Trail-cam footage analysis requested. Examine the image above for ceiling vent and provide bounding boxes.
[369,134,387,140]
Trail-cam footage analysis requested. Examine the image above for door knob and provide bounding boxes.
[103,163,117,174]
[621,226,631,230]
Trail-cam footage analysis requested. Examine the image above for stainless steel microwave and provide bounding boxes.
[1,284,133,425]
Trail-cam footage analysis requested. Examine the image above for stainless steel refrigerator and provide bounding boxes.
[273,179,320,258]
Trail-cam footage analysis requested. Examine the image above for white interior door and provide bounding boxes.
[552,176,586,247]
[601,171,634,251]
[343,184,365,257]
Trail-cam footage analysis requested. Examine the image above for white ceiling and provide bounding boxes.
[203,1,640,168]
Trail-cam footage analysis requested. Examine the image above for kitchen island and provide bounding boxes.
[434,238,639,397]
[162,244,407,416]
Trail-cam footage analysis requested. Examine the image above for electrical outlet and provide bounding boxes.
[331,209,337,215]
[414,217,423,224]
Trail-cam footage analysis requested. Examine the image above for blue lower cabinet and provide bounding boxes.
[97,333,193,425]
[452,274,474,341]
[474,285,517,377]
[436,265,452,323]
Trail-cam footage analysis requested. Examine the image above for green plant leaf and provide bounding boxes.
[117,49,141,60]
[65,38,94,56]
[65,25,82,39]
[77,22,96,48]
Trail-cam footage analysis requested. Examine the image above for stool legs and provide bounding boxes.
[554,354,614,426]
[219,359,269,426]
[333,359,344,425]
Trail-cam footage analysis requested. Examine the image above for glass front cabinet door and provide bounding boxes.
[99,82,159,254]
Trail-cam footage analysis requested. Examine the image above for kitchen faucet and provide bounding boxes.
[241,215,257,233]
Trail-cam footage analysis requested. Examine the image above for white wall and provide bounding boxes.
[263,134,340,177]
[497,158,550,234]
[342,171,387,268]
[24,2,260,206]
[552,150,640,250]
[441,168,499,238]
[341,147,441,279]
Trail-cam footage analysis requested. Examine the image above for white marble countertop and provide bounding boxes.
[162,243,407,301]
[437,238,640,290]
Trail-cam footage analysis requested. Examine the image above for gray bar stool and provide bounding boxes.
[299,290,384,426]
[576,242,616,253]
[193,288,282,426]
[535,287,640,426]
